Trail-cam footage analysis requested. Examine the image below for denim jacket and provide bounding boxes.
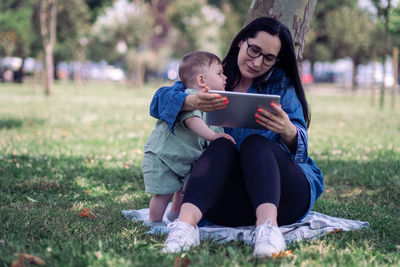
[150,67,324,220]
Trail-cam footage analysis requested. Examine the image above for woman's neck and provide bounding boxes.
[233,77,253,93]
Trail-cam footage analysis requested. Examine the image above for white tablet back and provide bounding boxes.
[206,90,280,129]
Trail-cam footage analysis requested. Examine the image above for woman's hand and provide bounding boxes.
[183,86,228,112]
[255,103,298,150]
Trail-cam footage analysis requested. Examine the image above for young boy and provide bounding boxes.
[142,51,235,226]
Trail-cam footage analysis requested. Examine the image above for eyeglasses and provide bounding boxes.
[246,39,279,66]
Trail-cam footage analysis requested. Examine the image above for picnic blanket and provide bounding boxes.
[122,204,369,245]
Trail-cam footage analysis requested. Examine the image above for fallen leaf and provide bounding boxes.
[11,252,45,266]
[10,252,24,267]
[23,254,45,265]
[78,208,96,218]
[94,251,103,259]
[13,158,20,168]
[174,255,190,267]
[84,190,90,194]
[272,250,292,258]
[330,228,343,234]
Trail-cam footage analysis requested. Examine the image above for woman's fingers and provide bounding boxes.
[197,90,227,112]
[255,103,288,133]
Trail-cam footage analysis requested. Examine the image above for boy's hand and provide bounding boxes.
[211,132,236,144]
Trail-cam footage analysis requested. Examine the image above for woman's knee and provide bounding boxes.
[208,136,238,155]
[191,137,238,178]
[241,134,274,152]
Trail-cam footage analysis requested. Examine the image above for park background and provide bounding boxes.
[1,0,400,266]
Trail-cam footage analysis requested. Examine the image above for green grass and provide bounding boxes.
[1,81,399,266]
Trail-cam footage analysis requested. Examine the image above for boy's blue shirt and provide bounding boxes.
[149,67,324,221]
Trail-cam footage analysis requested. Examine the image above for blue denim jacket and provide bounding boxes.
[150,67,324,221]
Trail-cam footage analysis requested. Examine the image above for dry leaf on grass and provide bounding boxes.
[174,255,190,267]
[78,208,96,218]
[11,252,45,266]
[330,228,343,234]
[272,250,293,258]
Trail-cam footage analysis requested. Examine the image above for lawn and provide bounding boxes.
[1,81,399,266]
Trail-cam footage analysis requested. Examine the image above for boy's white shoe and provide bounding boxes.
[162,220,200,253]
[253,219,286,258]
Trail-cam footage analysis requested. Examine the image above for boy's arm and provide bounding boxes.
[184,116,236,144]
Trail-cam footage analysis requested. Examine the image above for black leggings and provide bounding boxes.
[183,135,310,227]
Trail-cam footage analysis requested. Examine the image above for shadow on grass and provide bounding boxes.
[0,117,45,130]
[0,118,23,129]
[1,154,399,254]
[313,158,400,252]
[0,153,146,209]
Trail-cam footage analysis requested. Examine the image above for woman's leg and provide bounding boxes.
[163,138,241,253]
[239,135,310,226]
[178,137,242,226]
[239,135,310,257]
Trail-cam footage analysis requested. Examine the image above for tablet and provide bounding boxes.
[206,90,280,129]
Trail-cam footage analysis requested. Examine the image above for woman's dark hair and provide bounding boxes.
[222,16,310,127]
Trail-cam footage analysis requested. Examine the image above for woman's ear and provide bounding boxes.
[196,74,206,87]
[238,40,244,48]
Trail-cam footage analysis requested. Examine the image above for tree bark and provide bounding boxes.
[351,60,358,94]
[38,0,57,95]
[379,56,386,109]
[245,0,317,69]
[371,53,377,107]
[392,47,398,109]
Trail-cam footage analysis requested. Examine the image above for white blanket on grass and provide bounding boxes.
[122,205,369,245]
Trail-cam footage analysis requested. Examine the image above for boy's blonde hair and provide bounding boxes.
[179,51,222,88]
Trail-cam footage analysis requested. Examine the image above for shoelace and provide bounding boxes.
[166,220,191,243]
[255,218,274,245]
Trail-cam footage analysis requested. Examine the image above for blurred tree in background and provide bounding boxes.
[303,0,358,73]
[89,0,155,87]
[370,0,398,108]
[0,0,37,82]
[325,5,375,92]
[54,0,90,89]
[1,0,400,97]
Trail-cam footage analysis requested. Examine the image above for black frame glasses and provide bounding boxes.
[246,39,279,66]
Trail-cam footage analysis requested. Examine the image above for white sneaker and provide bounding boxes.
[162,220,200,253]
[253,219,286,258]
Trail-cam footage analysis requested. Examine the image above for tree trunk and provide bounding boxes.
[245,0,317,69]
[38,0,57,95]
[379,56,386,109]
[371,52,377,107]
[44,44,54,95]
[351,57,360,94]
[392,47,398,109]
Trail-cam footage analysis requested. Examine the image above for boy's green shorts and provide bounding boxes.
[142,151,183,195]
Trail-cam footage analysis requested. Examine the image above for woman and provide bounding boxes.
[150,17,324,257]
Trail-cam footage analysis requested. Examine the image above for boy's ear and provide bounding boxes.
[196,74,206,87]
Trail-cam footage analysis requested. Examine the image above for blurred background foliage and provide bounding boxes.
[0,0,399,90]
